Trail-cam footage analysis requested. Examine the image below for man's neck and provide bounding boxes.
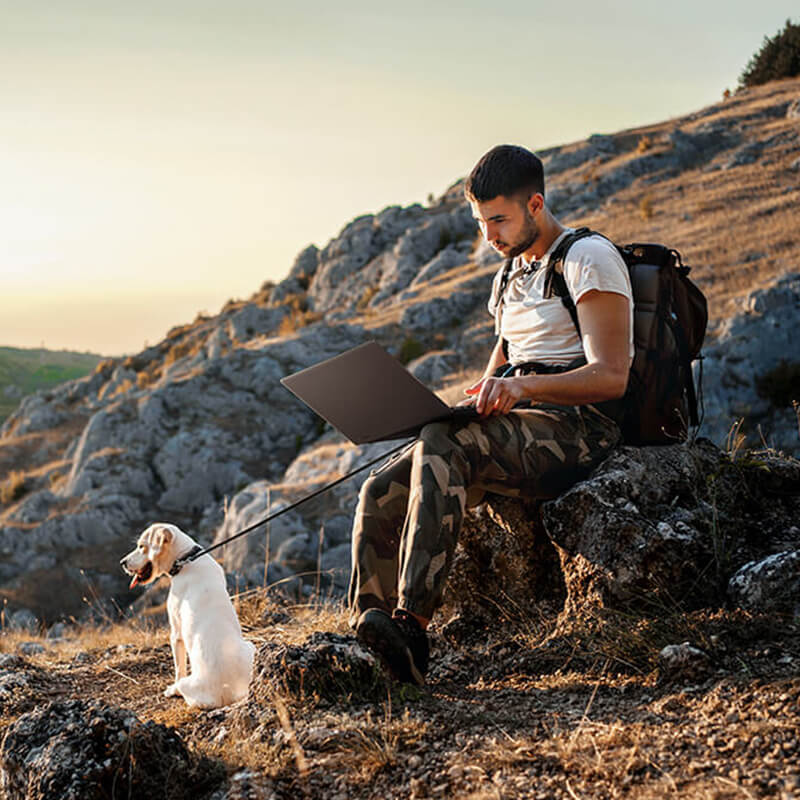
[523,212,565,262]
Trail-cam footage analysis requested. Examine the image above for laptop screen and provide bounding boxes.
[280,341,455,444]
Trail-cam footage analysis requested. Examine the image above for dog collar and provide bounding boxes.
[168,545,205,577]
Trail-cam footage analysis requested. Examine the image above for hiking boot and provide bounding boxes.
[356,609,429,686]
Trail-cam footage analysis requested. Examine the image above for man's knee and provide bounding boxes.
[418,420,463,455]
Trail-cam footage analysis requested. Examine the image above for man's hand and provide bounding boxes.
[463,376,526,416]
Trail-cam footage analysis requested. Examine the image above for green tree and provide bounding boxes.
[739,19,800,88]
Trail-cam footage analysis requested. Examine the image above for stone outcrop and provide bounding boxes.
[244,632,382,708]
[727,550,800,615]
[699,272,800,455]
[446,441,800,621]
[0,700,222,800]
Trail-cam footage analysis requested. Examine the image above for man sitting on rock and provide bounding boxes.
[350,144,634,685]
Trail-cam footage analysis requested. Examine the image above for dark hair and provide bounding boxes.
[464,145,545,203]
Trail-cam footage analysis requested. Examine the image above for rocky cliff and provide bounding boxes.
[2,77,800,625]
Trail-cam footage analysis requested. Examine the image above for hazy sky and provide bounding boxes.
[1,1,795,355]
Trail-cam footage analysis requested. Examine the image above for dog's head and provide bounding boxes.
[120,523,182,589]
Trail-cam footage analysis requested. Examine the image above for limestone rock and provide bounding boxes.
[658,642,712,682]
[727,550,800,615]
[445,497,565,622]
[406,350,463,386]
[699,272,800,456]
[411,242,473,286]
[0,700,222,800]
[245,632,382,707]
[456,440,800,619]
[400,290,484,333]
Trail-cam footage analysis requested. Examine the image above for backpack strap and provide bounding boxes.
[495,258,514,360]
[497,228,597,360]
[542,227,598,338]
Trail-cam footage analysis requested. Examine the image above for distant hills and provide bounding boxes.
[0,346,102,422]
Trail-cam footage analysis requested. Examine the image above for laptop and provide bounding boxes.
[280,341,480,444]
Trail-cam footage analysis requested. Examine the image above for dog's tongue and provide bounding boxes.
[129,574,140,589]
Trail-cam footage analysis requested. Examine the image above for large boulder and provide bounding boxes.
[446,441,800,621]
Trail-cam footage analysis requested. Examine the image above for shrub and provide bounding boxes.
[1,470,27,505]
[398,337,425,365]
[164,340,194,366]
[637,135,652,154]
[357,285,379,311]
[739,19,800,88]
[639,195,654,220]
[755,359,800,407]
[137,369,159,390]
[278,308,323,336]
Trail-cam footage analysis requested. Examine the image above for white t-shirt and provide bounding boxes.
[487,229,634,367]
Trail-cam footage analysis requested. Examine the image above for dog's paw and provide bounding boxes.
[164,683,180,698]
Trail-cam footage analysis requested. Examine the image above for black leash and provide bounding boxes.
[170,438,415,574]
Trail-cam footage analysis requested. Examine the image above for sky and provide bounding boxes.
[1,1,796,356]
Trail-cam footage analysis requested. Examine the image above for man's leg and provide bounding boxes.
[396,404,620,621]
[355,404,619,684]
[347,444,414,628]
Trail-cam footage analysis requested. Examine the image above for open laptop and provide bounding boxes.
[280,341,480,444]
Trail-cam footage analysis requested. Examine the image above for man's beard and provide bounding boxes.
[495,213,539,259]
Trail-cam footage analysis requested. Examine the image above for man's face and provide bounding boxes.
[470,193,541,259]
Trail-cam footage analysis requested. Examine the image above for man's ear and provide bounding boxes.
[526,192,544,217]
[155,526,174,550]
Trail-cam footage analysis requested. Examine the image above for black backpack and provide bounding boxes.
[497,227,708,445]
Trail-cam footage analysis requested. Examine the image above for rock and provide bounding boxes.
[411,242,472,286]
[368,205,478,307]
[698,272,800,456]
[445,497,565,623]
[447,440,800,621]
[319,542,352,592]
[288,243,320,282]
[658,642,712,681]
[308,205,426,312]
[542,442,724,612]
[724,141,763,169]
[225,304,286,343]
[727,550,800,615]
[244,632,383,706]
[7,608,39,633]
[0,700,223,800]
[400,291,484,333]
[17,642,45,656]
[407,350,463,387]
[274,531,322,573]
[212,484,306,574]
[787,98,800,120]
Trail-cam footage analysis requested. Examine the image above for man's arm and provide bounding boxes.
[468,290,631,416]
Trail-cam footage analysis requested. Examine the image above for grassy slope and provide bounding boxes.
[0,346,101,421]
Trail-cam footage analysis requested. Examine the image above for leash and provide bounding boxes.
[170,438,415,574]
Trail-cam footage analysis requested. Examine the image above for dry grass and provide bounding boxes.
[570,76,800,323]
[0,469,27,505]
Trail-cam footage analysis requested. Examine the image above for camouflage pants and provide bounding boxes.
[348,404,621,626]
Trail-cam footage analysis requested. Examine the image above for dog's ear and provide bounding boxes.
[154,526,174,550]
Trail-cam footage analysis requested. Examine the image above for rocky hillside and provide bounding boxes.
[1,77,800,626]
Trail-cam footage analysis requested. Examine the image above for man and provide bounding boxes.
[349,144,633,685]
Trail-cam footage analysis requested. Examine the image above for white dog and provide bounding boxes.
[120,523,255,709]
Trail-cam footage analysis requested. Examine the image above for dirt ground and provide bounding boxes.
[2,592,798,800]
